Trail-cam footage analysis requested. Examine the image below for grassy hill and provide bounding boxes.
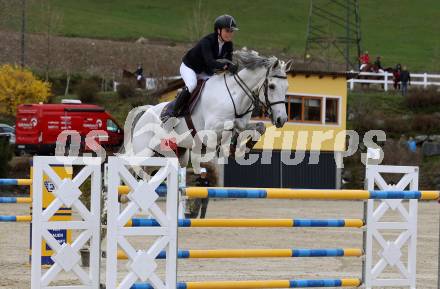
[16,0,439,71]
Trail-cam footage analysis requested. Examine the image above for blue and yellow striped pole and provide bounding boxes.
[131,278,362,288]
[0,215,32,222]
[118,184,167,196]
[117,185,440,200]
[0,178,32,224]
[185,187,440,200]
[0,179,32,186]
[127,218,364,228]
[0,179,32,222]
[117,248,362,260]
[0,197,32,204]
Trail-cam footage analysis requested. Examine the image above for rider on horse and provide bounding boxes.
[373,56,383,72]
[135,64,144,81]
[161,14,239,122]
[359,51,370,70]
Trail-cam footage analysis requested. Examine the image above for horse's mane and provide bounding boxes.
[233,48,277,70]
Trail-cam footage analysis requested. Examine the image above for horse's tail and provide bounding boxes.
[118,105,152,155]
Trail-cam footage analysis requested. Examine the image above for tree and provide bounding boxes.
[186,0,211,42]
[0,64,51,116]
[34,0,63,80]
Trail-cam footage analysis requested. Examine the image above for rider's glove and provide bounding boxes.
[227,63,239,74]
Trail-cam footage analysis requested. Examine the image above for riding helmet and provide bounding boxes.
[214,15,239,32]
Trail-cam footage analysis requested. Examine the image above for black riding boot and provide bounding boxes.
[161,87,191,123]
[174,87,191,116]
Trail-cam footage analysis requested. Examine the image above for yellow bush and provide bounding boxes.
[0,64,51,116]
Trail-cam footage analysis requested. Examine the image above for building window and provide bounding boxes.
[289,97,302,121]
[325,98,338,123]
[252,95,339,125]
[304,98,321,122]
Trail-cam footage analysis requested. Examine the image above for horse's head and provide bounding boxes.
[233,49,289,128]
[259,58,289,128]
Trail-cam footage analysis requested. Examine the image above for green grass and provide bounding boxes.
[347,89,440,139]
[348,90,409,115]
[5,0,435,72]
[349,89,440,116]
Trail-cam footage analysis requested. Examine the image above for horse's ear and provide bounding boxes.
[285,59,293,71]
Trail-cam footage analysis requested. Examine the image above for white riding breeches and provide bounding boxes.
[180,63,210,93]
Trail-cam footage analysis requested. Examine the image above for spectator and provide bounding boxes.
[400,66,411,96]
[407,137,417,152]
[185,167,211,219]
[359,50,370,70]
[195,168,210,218]
[393,63,402,90]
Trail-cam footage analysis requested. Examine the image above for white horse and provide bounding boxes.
[122,49,290,173]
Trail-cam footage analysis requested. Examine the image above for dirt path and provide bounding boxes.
[0,199,438,288]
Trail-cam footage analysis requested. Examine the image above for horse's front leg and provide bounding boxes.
[231,120,266,157]
[244,121,266,136]
[233,118,266,139]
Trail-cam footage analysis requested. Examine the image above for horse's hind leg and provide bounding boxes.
[132,133,155,157]
[179,149,189,168]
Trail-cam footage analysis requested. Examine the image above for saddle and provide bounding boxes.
[158,79,207,157]
[160,79,207,121]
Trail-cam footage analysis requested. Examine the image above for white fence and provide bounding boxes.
[348,72,440,91]
[113,72,440,93]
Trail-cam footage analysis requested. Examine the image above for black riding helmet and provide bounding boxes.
[214,15,239,32]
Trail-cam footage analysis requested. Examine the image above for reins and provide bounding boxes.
[224,65,287,119]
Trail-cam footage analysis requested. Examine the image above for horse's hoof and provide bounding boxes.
[256,122,266,135]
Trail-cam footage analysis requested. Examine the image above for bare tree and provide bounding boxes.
[186,0,211,42]
[54,35,74,96]
[34,0,63,80]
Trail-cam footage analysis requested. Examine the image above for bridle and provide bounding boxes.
[224,64,287,119]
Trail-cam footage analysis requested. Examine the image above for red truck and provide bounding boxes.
[15,101,124,155]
